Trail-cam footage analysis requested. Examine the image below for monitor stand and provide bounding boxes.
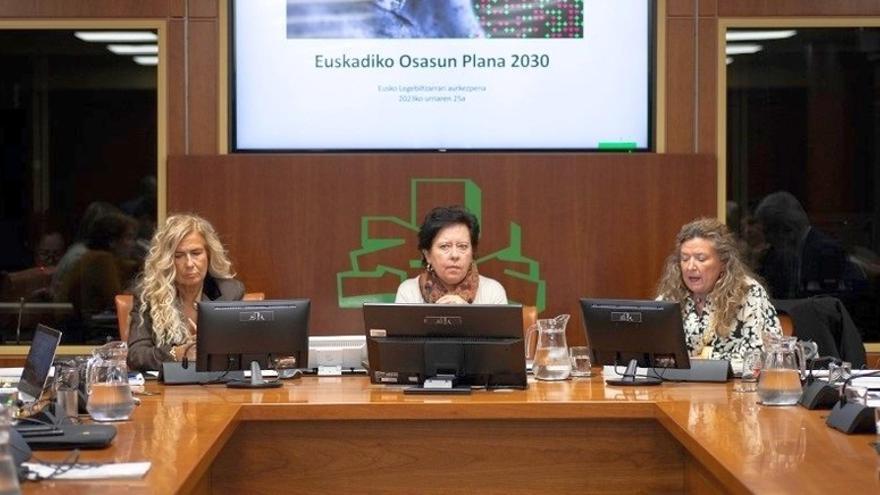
[227,361,283,389]
[605,359,662,386]
[404,374,471,395]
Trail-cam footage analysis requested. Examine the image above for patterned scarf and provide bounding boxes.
[418,262,480,303]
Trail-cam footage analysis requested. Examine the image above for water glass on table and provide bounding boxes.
[569,346,592,378]
[734,349,762,393]
[54,365,79,420]
[827,361,852,384]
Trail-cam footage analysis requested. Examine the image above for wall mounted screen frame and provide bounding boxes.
[229,0,655,152]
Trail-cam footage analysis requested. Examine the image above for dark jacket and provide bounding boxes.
[127,276,245,372]
[773,296,866,368]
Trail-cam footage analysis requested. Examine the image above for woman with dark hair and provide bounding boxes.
[395,205,506,304]
[656,218,782,361]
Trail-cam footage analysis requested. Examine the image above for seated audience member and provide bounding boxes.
[4,230,65,302]
[56,212,139,340]
[395,205,507,304]
[34,231,65,269]
[52,201,121,299]
[752,190,857,298]
[656,218,782,361]
[128,214,244,372]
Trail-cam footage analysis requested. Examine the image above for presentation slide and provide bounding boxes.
[232,0,652,151]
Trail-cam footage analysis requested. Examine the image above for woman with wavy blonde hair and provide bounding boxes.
[127,214,244,372]
[656,218,781,362]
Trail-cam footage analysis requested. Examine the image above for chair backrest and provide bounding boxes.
[522,305,537,359]
[114,294,134,342]
[773,296,867,368]
[243,292,265,301]
[778,313,795,337]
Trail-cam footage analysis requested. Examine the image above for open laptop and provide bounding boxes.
[18,324,62,403]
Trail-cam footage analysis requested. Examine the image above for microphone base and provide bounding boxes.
[798,381,839,410]
[826,402,877,434]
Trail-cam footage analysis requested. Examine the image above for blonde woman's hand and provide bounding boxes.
[436,294,468,305]
[183,341,197,361]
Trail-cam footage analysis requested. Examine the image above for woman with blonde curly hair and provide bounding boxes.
[656,218,781,362]
[127,214,244,372]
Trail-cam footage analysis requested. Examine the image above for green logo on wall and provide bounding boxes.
[336,178,546,311]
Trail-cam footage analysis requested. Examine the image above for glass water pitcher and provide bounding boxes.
[528,314,572,381]
[86,341,136,421]
[757,336,816,406]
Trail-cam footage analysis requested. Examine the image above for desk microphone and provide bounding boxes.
[798,356,841,410]
[825,369,880,434]
[15,297,25,345]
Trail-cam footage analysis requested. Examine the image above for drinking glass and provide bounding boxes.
[734,349,763,393]
[569,346,592,377]
[874,407,880,435]
[54,365,79,421]
[827,361,852,384]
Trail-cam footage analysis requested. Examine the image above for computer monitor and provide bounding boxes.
[196,299,310,388]
[363,303,527,394]
[579,298,690,386]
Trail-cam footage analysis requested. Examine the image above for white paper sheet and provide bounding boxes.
[22,461,151,480]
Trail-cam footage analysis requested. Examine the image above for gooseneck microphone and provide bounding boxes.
[15,297,25,345]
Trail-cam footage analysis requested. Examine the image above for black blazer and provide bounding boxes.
[773,296,866,368]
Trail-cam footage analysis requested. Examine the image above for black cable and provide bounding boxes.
[19,449,104,482]
[806,355,841,384]
[197,357,235,386]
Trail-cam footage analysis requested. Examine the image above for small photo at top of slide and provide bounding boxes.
[285,0,584,39]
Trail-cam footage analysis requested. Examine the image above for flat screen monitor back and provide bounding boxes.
[363,303,526,391]
[579,298,690,385]
[196,299,310,373]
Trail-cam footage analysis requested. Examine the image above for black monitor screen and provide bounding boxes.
[579,298,690,371]
[196,299,310,372]
[19,324,62,402]
[363,303,526,391]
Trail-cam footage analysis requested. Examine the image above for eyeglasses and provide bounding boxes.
[434,242,471,254]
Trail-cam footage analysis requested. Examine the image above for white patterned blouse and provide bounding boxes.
[669,277,782,361]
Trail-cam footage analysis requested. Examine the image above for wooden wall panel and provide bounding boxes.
[168,154,716,338]
[667,0,695,17]
[697,18,717,154]
[166,19,187,156]
[188,0,217,19]
[666,18,697,153]
[0,0,176,17]
[188,18,218,153]
[718,0,880,16]
[212,419,685,494]
[698,0,718,16]
[666,0,716,17]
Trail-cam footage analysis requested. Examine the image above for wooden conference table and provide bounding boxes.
[22,374,880,494]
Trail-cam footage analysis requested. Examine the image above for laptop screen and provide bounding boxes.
[18,324,62,403]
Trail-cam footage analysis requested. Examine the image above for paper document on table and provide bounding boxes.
[850,375,880,389]
[807,369,879,379]
[0,367,23,380]
[22,461,151,480]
